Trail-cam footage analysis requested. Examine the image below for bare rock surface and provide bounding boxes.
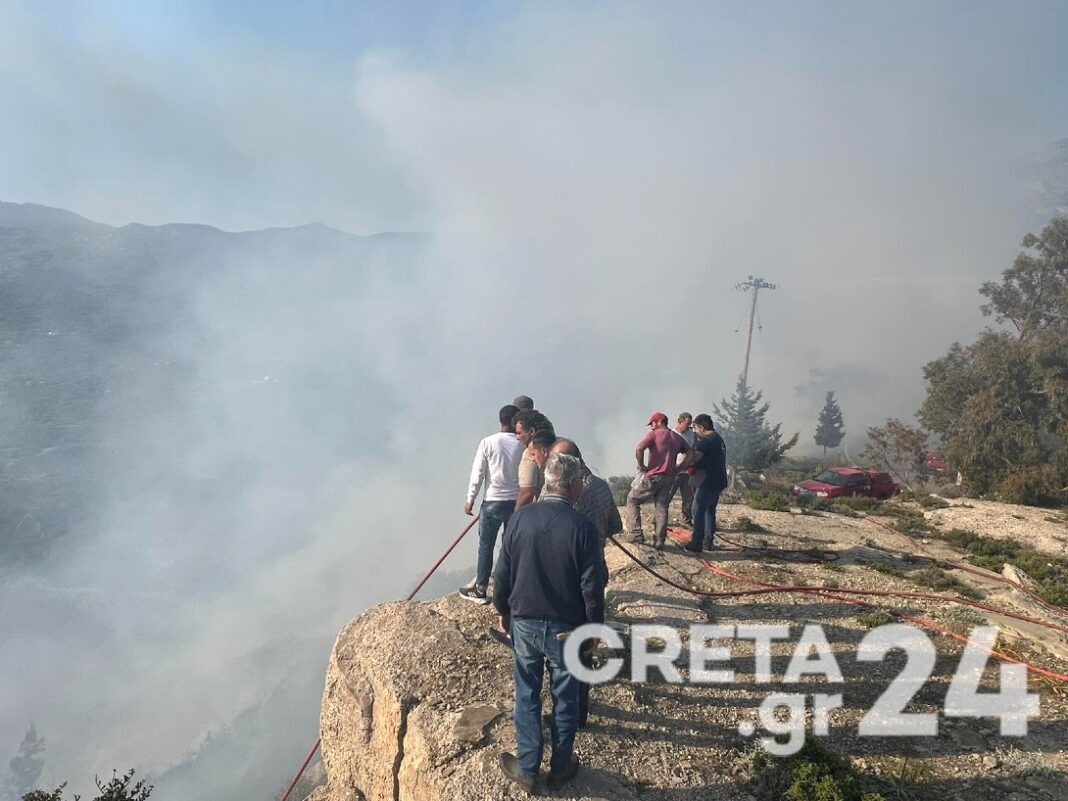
[926,499,1068,558]
[309,496,1068,801]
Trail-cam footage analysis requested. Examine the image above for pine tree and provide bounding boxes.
[6,724,44,800]
[713,376,799,472]
[813,391,845,455]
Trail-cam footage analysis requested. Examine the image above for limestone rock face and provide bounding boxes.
[314,597,521,801]
[307,545,675,801]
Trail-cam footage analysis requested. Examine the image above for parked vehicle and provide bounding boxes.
[924,450,947,473]
[792,467,899,500]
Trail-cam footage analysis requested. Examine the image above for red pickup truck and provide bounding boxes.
[792,467,899,500]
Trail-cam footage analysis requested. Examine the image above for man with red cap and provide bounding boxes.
[624,412,693,548]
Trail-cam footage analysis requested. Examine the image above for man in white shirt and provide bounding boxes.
[460,404,525,603]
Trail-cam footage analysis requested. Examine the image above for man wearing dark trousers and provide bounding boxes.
[686,414,729,553]
[493,453,605,793]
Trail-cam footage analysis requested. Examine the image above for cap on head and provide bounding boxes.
[647,411,669,426]
[512,395,534,411]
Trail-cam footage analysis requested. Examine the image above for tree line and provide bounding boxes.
[713,215,1067,506]
[4,725,151,801]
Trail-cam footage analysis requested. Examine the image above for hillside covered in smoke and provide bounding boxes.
[0,201,431,800]
[0,200,425,567]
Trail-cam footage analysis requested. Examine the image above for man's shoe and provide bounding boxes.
[499,752,536,793]
[458,585,490,604]
[545,754,579,791]
[684,541,703,553]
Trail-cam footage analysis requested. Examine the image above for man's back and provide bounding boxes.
[696,432,728,490]
[577,471,623,543]
[639,427,689,478]
[469,431,524,503]
[493,498,604,627]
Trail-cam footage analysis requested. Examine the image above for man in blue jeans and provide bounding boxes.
[493,453,605,792]
[459,404,525,603]
[685,414,729,553]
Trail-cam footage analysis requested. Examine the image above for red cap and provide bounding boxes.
[647,411,669,425]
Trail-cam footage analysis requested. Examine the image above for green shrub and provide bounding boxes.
[897,490,950,509]
[24,771,152,801]
[868,502,911,518]
[911,567,982,599]
[996,465,1066,507]
[745,488,792,512]
[863,561,905,579]
[836,496,881,511]
[938,528,1068,608]
[891,512,936,537]
[857,611,893,629]
[750,737,883,801]
[797,495,880,514]
[733,515,768,533]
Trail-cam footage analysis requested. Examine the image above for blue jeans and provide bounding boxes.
[511,618,580,779]
[691,486,722,549]
[476,500,515,590]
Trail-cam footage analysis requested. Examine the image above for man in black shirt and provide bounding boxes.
[493,452,606,792]
[685,414,729,553]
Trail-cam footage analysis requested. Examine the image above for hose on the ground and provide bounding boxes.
[606,532,1068,684]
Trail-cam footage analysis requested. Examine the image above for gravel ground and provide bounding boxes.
[584,494,1068,800]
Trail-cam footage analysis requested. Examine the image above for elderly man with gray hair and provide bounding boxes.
[492,452,606,793]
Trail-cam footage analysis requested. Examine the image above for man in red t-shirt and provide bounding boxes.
[624,412,693,548]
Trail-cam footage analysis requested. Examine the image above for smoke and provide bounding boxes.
[351,3,1036,453]
[1,2,1063,799]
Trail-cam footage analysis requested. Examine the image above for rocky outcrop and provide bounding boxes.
[306,543,714,801]
[309,598,517,801]
[306,505,1068,801]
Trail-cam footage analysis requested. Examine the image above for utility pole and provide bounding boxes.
[735,276,776,388]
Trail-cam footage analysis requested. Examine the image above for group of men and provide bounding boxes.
[625,410,729,553]
[460,396,727,793]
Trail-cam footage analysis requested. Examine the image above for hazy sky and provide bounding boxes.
[3,1,1068,233]
[3,2,1068,799]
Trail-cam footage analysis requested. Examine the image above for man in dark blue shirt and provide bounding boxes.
[493,452,606,792]
[686,414,729,553]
